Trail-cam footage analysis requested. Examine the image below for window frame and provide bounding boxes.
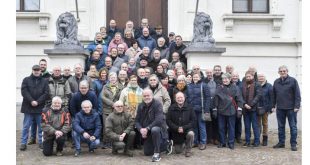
[232,0,269,13]
[16,0,40,12]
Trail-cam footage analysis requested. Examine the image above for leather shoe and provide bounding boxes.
[273,143,285,149]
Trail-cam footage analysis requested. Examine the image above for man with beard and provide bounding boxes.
[148,49,162,71]
[169,35,187,65]
[152,25,169,47]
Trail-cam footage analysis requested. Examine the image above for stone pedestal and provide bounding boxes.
[183,46,226,70]
[44,49,90,69]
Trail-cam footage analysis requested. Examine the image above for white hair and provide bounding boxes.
[52,96,63,104]
[81,100,92,108]
[79,80,89,88]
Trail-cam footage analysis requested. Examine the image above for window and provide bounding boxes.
[16,0,40,12]
[233,0,269,13]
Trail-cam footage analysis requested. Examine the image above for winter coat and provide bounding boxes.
[118,85,144,118]
[67,75,93,93]
[241,81,263,112]
[86,40,108,55]
[166,103,196,144]
[92,79,108,96]
[214,84,244,116]
[101,83,124,115]
[146,83,172,114]
[73,109,102,139]
[186,80,211,113]
[69,90,98,117]
[138,77,148,89]
[151,46,169,60]
[108,39,128,55]
[85,56,105,72]
[168,43,187,64]
[47,76,71,107]
[258,82,274,112]
[273,75,301,110]
[107,27,123,38]
[137,35,157,52]
[135,99,167,131]
[21,74,49,114]
[41,108,71,140]
[105,111,134,142]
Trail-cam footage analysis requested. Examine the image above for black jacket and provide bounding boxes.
[169,43,187,64]
[214,84,244,116]
[166,103,196,144]
[21,74,49,114]
[135,99,166,131]
[273,75,301,110]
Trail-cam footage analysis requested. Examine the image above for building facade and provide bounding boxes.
[16,0,302,103]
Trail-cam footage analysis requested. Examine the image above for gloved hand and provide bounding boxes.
[212,109,217,119]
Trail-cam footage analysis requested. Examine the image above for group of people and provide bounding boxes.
[19,18,301,162]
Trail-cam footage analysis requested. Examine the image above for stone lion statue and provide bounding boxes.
[54,12,83,49]
[191,12,215,47]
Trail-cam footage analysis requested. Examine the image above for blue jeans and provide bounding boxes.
[276,109,297,146]
[73,131,100,151]
[194,112,207,145]
[218,114,235,145]
[244,111,260,144]
[30,119,37,139]
[21,113,42,144]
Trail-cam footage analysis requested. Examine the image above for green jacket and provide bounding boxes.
[105,111,134,142]
[41,108,71,140]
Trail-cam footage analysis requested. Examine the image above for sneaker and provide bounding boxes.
[291,145,297,151]
[152,154,161,162]
[273,143,285,149]
[27,138,36,145]
[243,142,250,147]
[166,140,173,155]
[56,151,63,156]
[74,150,81,157]
[20,144,27,151]
[39,143,43,149]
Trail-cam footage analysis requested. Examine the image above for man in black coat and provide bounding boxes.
[272,65,301,151]
[166,92,195,157]
[20,65,49,151]
[135,89,173,162]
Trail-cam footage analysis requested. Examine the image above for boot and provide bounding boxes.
[262,136,268,146]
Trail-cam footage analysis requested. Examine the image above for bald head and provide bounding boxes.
[142,89,153,104]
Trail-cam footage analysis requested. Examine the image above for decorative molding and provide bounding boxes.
[222,14,285,38]
[16,12,51,37]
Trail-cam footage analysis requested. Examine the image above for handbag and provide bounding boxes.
[257,107,266,116]
[201,83,212,121]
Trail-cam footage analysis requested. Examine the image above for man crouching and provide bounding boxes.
[41,96,71,156]
[105,101,135,157]
[72,100,102,156]
[166,92,195,157]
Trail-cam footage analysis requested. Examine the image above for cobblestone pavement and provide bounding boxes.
[16,130,301,165]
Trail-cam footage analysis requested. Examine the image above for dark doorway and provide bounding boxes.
[106,0,168,35]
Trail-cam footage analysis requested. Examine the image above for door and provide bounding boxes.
[106,0,168,35]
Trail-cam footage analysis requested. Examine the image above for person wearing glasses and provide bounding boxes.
[105,101,135,157]
[272,65,301,151]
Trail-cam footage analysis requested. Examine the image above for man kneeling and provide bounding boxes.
[135,89,173,162]
[41,96,71,156]
[105,101,135,157]
[167,92,195,157]
[73,100,102,156]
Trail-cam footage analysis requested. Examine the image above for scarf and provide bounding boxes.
[242,79,255,104]
[126,86,143,118]
[176,82,186,91]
